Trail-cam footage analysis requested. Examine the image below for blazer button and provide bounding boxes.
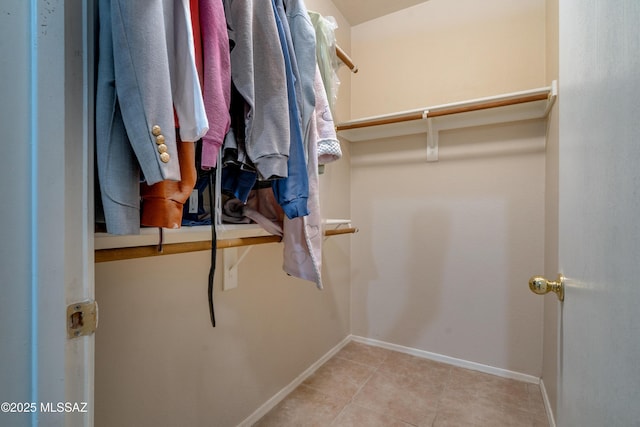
[152,125,162,136]
[160,152,170,163]
[155,134,165,145]
[157,143,168,154]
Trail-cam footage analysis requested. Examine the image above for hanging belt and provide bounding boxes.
[207,168,217,327]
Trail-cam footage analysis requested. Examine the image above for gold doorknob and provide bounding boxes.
[528,274,564,301]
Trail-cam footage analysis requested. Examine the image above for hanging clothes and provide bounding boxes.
[216,1,343,288]
[140,0,203,229]
[271,0,310,219]
[141,0,232,229]
[308,11,341,117]
[96,0,208,234]
[282,0,317,153]
[223,0,290,182]
[200,0,232,169]
[282,66,337,289]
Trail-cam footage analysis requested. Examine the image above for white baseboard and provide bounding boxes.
[237,335,352,427]
[539,379,557,427]
[238,334,545,426]
[350,335,541,384]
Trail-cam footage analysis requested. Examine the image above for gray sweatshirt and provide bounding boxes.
[224,0,291,180]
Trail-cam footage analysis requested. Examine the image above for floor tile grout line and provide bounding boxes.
[298,347,390,426]
[332,354,386,371]
[346,354,430,427]
[326,355,382,426]
[330,348,398,426]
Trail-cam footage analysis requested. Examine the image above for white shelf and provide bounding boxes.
[337,82,557,161]
[94,219,354,251]
[95,224,263,250]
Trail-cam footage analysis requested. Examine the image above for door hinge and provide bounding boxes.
[67,301,98,339]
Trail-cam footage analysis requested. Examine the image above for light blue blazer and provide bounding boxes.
[96,0,200,234]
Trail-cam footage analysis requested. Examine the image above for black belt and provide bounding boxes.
[207,168,217,327]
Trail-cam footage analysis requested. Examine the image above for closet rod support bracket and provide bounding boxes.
[544,80,559,117]
[426,115,439,162]
[223,246,254,291]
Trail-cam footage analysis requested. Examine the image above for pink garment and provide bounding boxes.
[199,0,231,168]
[282,66,334,289]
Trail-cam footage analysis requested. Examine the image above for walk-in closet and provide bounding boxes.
[5,0,640,426]
[92,0,553,425]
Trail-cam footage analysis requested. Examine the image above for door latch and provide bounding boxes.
[67,301,98,338]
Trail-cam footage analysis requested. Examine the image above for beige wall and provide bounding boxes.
[349,0,546,118]
[94,2,352,426]
[543,0,559,419]
[348,0,547,376]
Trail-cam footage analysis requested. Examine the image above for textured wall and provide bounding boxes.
[348,0,547,376]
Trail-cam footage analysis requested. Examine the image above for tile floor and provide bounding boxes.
[254,341,549,427]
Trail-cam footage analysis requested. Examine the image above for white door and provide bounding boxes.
[557,0,640,426]
[0,1,95,426]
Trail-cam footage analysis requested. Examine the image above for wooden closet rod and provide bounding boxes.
[336,92,549,131]
[336,44,358,73]
[95,227,358,263]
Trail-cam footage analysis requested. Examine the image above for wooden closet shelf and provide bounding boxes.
[94,226,358,263]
